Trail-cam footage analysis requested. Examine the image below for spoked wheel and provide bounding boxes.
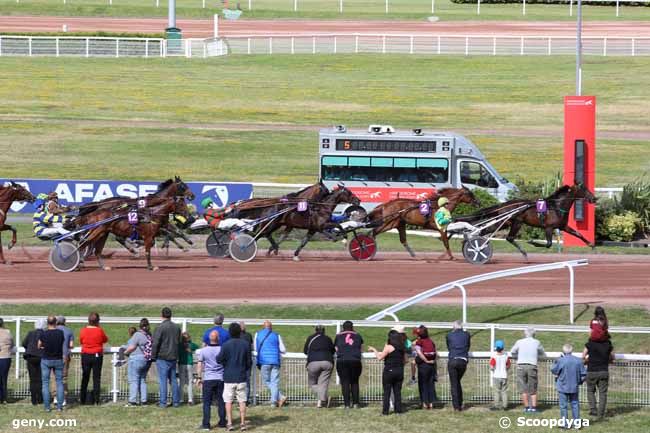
[206,231,231,258]
[348,234,377,261]
[462,236,493,265]
[49,241,81,272]
[229,233,258,263]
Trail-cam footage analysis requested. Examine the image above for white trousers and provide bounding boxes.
[39,226,70,237]
[447,222,477,234]
[178,364,194,403]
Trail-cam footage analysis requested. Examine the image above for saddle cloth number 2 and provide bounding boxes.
[419,202,430,215]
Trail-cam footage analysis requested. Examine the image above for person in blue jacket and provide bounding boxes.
[551,344,587,427]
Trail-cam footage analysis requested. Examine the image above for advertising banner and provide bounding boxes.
[0,178,253,213]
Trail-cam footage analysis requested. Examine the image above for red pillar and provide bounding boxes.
[563,96,596,246]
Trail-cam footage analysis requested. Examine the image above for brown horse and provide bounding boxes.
[260,186,361,261]
[81,196,189,271]
[368,187,481,260]
[71,177,195,254]
[0,182,36,264]
[458,183,597,258]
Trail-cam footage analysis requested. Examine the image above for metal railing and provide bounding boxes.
[223,34,650,57]
[0,36,228,58]
[3,35,650,58]
[6,347,650,406]
[366,259,589,324]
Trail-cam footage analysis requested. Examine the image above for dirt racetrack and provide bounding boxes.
[1,247,648,307]
[1,17,650,38]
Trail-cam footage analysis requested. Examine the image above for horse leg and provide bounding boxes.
[528,227,554,248]
[115,236,139,256]
[1,224,18,250]
[0,231,6,265]
[293,230,315,262]
[90,232,111,271]
[563,226,596,249]
[267,227,289,256]
[506,220,528,259]
[144,233,158,271]
[398,222,416,258]
[438,230,455,261]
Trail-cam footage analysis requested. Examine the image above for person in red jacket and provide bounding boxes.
[79,312,108,405]
[413,325,437,409]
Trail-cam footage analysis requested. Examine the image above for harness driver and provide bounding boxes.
[32,192,71,238]
[433,197,476,236]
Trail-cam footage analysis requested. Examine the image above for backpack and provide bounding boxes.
[142,332,153,362]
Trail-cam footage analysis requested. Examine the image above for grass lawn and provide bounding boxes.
[1,0,649,20]
[1,304,649,354]
[1,55,650,186]
[1,403,650,433]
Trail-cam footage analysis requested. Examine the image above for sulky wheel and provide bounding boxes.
[49,241,81,272]
[206,230,231,258]
[348,234,377,261]
[462,236,493,265]
[229,233,258,263]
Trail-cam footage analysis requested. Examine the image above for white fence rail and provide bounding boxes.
[224,34,650,57]
[3,35,650,58]
[0,36,227,58]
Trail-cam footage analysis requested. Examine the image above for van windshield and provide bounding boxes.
[321,156,448,183]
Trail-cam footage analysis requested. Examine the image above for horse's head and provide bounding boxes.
[9,182,36,203]
[174,176,195,201]
[331,185,361,206]
[460,186,481,207]
[573,182,598,204]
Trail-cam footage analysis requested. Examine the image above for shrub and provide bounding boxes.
[595,197,620,241]
[617,175,650,236]
[597,211,642,242]
[454,188,499,217]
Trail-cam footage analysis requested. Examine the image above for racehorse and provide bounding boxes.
[0,182,36,264]
[225,181,331,253]
[367,187,481,260]
[81,196,190,271]
[70,177,195,254]
[458,183,597,258]
[260,185,361,261]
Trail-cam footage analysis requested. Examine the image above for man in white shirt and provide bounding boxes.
[510,327,546,413]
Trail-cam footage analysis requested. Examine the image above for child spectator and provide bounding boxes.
[116,327,137,367]
[179,332,199,405]
[590,306,610,342]
[489,339,511,410]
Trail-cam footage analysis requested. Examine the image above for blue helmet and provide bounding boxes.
[495,339,505,351]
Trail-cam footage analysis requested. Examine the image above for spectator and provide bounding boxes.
[446,320,471,412]
[369,329,406,415]
[303,325,335,408]
[551,344,586,427]
[590,306,610,343]
[413,325,437,410]
[22,319,46,405]
[152,307,181,408]
[254,320,287,407]
[202,313,230,347]
[239,321,254,404]
[510,327,546,413]
[489,339,511,411]
[0,318,15,404]
[79,312,108,405]
[179,332,199,405]
[37,315,64,412]
[124,318,153,407]
[54,316,74,407]
[583,332,614,419]
[218,323,252,431]
[334,321,364,409]
[197,330,226,430]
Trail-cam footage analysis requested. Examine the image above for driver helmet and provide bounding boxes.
[201,197,214,209]
[35,193,48,210]
[437,197,449,207]
[47,191,58,201]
